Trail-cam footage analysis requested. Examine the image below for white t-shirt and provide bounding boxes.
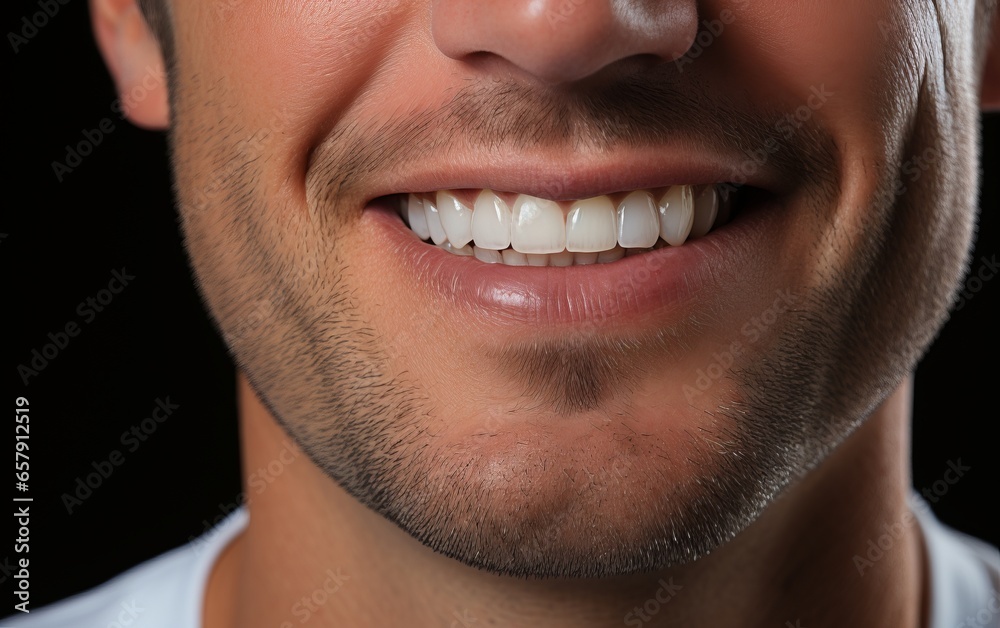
[0,507,247,628]
[2,501,996,627]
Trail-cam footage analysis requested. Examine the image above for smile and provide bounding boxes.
[362,174,778,327]
[394,185,736,266]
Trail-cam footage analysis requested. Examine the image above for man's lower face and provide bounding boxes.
[168,0,979,577]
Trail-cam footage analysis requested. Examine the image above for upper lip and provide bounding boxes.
[358,142,784,205]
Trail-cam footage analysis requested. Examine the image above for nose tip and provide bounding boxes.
[431,0,699,85]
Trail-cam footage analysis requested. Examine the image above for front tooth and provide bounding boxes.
[526,254,549,267]
[473,246,502,264]
[440,241,473,256]
[471,190,512,250]
[689,186,719,239]
[407,194,431,241]
[437,191,474,248]
[511,195,565,254]
[424,195,448,245]
[617,191,660,248]
[658,185,694,246]
[597,246,625,263]
[566,196,617,252]
[550,251,574,267]
[501,249,529,266]
[573,252,598,265]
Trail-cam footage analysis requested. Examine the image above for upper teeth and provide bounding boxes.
[402,185,729,264]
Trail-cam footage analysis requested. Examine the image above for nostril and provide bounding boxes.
[431,0,700,86]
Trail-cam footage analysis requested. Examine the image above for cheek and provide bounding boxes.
[708,0,923,139]
[174,0,424,212]
[711,1,939,277]
[714,0,901,82]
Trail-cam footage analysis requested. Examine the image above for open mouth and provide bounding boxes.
[362,177,776,327]
[386,184,747,266]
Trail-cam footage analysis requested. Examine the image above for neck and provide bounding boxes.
[204,376,926,628]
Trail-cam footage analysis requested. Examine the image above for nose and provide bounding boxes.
[431,0,699,84]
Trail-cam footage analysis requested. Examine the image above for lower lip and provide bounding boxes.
[362,197,777,330]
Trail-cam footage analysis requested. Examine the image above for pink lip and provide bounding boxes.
[362,195,779,330]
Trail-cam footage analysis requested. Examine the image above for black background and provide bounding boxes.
[4,0,998,616]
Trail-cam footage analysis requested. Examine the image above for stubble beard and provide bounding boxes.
[168,65,975,578]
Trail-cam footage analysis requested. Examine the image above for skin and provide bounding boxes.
[91,0,1000,626]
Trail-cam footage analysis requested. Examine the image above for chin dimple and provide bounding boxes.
[399,185,734,266]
